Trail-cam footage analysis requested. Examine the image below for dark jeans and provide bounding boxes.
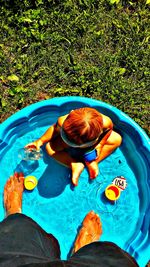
[0,214,138,267]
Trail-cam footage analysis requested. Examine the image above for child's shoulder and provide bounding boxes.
[57,114,69,127]
[101,114,113,130]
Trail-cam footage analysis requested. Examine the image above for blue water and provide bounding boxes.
[0,125,140,260]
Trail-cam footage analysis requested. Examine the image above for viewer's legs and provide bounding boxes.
[20,211,138,267]
[67,211,138,267]
[72,211,102,253]
[69,242,138,267]
[4,172,24,215]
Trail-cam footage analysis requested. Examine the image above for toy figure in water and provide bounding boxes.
[26,107,122,186]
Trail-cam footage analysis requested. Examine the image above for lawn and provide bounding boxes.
[0,0,149,136]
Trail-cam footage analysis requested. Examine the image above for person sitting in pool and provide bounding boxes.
[26,107,122,186]
[2,172,138,267]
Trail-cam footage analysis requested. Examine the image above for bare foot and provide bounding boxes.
[71,162,85,186]
[73,211,102,253]
[4,173,24,216]
[86,161,99,179]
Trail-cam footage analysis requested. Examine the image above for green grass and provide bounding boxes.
[0,0,149,135]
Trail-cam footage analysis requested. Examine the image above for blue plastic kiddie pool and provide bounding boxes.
[0,96,149,266]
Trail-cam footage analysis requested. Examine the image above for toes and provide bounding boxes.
[87,161,99,179]
[19,172,24,178]
[89,169,98,179]
[10,175,16,188]
[84,211,100,221]
[4,173,24,195]
[90,211,98,220]
[72,176,79,186]
[14,173,19,184]
[71,162,84,186]
[4,177,13,192]
[12,173,20,188]
[5,178,11,188]
[18,173,24,183]
[13,172,24,184]
[85,211,93,219]
[10,175,14,182]
[14,172,19,178]
[94,214,101,225]
[83,211,101,230]
[83,211,95,226]
[95,213,100,221]
[14,172,22,182]
[88,211,95,219]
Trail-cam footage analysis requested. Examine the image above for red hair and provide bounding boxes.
[63,107,103,145]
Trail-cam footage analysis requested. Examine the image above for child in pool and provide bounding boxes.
[26,107,122,186]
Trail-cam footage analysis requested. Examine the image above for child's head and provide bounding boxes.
[61,107,103,147]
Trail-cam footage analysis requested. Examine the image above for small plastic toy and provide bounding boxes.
[18,147,43,161]
[24,176,38,190]
[105,184,121,201]
[105,176,127,202]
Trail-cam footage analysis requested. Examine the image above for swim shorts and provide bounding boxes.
[0,214,138,267]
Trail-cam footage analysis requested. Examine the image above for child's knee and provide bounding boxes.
[114,132,122,147]
[109,131,122,148]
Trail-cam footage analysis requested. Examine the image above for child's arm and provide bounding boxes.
[38,125,56,144]
[94,115,113,158]
[95,115,122,161]
[102,114,113,131]
[25,124,56,150]
[96,114,113,148]
[40,114,68,144]
[25,114,68,150]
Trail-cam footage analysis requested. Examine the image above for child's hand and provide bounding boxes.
[25,139,43,151]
